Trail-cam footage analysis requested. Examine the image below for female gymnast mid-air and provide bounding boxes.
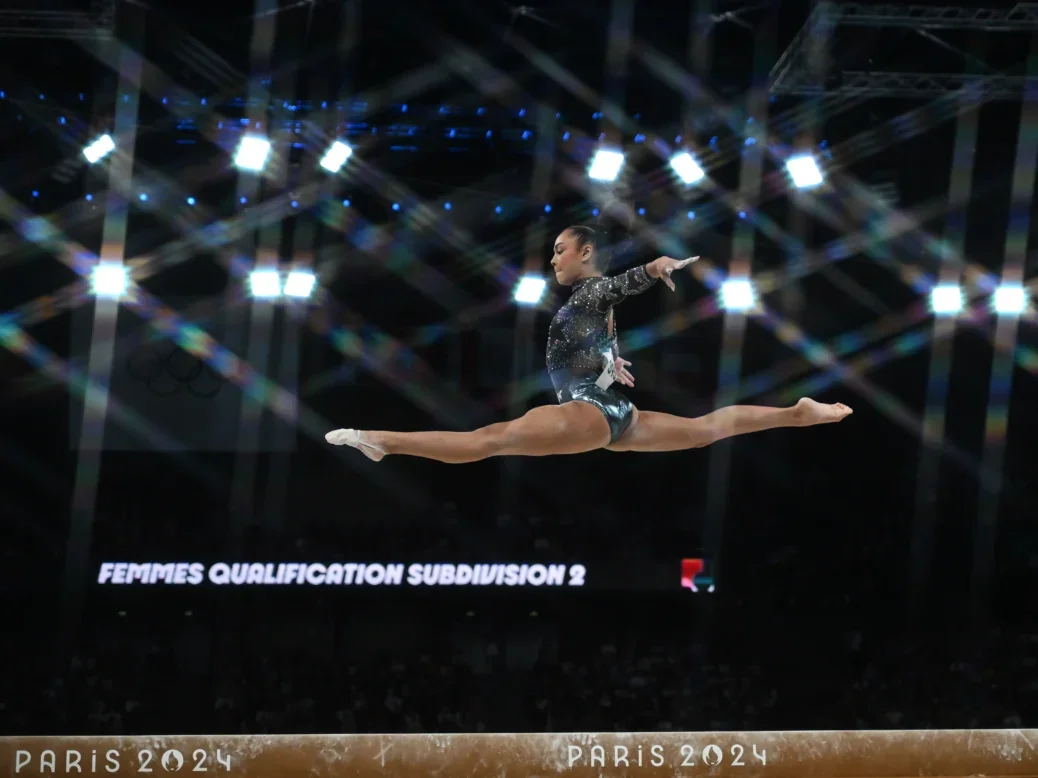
[325,222,852,463]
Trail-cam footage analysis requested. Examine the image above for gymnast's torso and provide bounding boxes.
[545,265,656,395]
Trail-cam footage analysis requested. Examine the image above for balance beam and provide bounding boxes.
[3,730,1037,777]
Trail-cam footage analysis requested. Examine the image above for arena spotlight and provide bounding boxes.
[719,279,756,312]
[234,135,272,172]
[248,270,282,299]
[669,152,705,185]
[89,262,129,300]
[283,270,317,299]
[587,149,625,182]
[514,275,547,305]
[82,133,115,164]
[785,153,824,189]
[993,284,1028,315]
[319,140,353,173]
[930,284,964,316]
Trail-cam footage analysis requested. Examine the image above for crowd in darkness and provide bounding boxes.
[4,446,1038,736]
[3,603,1037,736]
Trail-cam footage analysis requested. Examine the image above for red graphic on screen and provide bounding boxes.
[680,558,714,592]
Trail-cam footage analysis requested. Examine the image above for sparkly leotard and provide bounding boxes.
[546,265,657,443]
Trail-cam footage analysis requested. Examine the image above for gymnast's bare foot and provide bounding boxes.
[792,397,853,426]
[325,429,387,461]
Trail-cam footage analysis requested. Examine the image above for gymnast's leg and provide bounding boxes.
[606,397,852,453]
[326,401,611,464]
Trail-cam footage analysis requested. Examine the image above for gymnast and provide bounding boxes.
[326,218,851,463]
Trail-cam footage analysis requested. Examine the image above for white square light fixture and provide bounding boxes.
[514,275,547,305]
[785,154,824,189]
[669,152,705,185]
[90,262,129,299]
[319,141,353,173]
[83,133,116,164]
[248,270,282,298]
[587,149,625,182]
[720,279,756,312]
[993,284,1028,315]
[930,284,964,315]
[283,271,317,299]
[234,135,272,172]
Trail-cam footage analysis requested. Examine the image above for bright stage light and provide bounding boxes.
[234,135,272,172]
[785,154,824,189]
[319,140,353,173]
[669,152,705,185]
[90,263,129,299]
[587,149,625,182]
[993,284,1028,315]
[514,275,547,305]
[283,271,317,299]
[82,133,115,164]
[930,284,964,315]
[720,279,756,312]
[248,270,282,298]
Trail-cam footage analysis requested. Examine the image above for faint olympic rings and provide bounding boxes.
[125,341,223,399]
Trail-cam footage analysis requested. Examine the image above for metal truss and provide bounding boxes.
[834,3,1038,30]
[770,2,1038,98]
[782,71,1038,99]
[0,0,114,40]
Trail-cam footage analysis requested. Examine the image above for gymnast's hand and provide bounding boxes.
[647,255,698,291]
[614,357,635,387]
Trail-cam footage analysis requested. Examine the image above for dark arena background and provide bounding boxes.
[4,0,1038,773]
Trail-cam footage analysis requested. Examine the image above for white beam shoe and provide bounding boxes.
[324,429,386,462]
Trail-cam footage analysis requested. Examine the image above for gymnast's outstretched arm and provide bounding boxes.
[590,256,698,312]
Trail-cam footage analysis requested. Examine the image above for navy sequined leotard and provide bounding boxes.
[546,265,657,443]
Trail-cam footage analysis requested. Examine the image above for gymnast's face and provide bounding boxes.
[551,230,593,286]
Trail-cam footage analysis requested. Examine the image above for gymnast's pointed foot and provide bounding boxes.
[793,398,853,426]
[325,429,386,461]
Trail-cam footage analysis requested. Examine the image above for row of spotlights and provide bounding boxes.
[84,132,817,219]
[89,130,823,193]
[89,263,1029,320]
[514,274,1031,316]
[248,270,318,299]
[931,283,1030,315]
[84,132,355,177]
[79,134,518,215]
[513,274,758,311]
[587,146,825,190]
[234,135,355,175]
[88,264,317,301]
